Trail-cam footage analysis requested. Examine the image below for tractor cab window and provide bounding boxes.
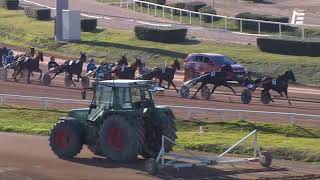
[88,85,113,121]
[116,88,132,109]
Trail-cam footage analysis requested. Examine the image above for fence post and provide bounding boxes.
[162,6,164,18]
[186,110,192,120]
[199,13,202,26]
[302,26,305,39]
[258,21,261,35]
[0,96,3,106]
[224,18,227,31]
[140,3,142,13]
[211,15,214,27]
[180,10,182,22]
[279,23,282,36]
[171,9,173,20]
[44,98,48,110]
[133,1,135,11]
[240,19,243,33]
[189,12,192,24]
[126,0,129,9]
[155,5,157,16]
[147,3,149,14]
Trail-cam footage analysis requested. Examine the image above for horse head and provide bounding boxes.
[171,58,181,70]
[132,57,143,69]
[118,55,128,66]
[36,51,44,62]
[286,70,296,83]
[30,47,35,57]
[79,52,87,62]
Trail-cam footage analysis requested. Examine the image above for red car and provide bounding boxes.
[183,53,246,82]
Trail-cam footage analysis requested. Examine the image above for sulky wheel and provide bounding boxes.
[0,68,8,81]
[180,85,190,98]
[99,115,145,162]
[201,85,210,99]
[81,76,90,89]
[261,91,271,105]
[42,73,51,86]
[259,151,272,168]
[49,120,83,158]
[64,74,73,88]
[142,109,177,159]
[145,158,159,175]
[241,89,252,104]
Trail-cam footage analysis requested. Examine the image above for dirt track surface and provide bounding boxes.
[1,132,320,180]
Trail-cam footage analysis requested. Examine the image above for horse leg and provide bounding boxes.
[14,67,22,82]
[170,81,179,93]
[38,69,42,80]
[208,85,218,100]
[224,82,237,95]
[70,74,76,87]
[284,89,291,105]
[159,78,164,88]
[192,83,205,99]
[27,70,31,84]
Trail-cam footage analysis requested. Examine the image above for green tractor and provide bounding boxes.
[49,80,177,162]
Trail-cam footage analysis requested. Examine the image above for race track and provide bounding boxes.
[1,132,320,180]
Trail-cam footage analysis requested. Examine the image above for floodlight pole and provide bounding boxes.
[55,0,69,41]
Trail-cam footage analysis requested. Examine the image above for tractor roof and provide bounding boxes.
[97,79,152,88]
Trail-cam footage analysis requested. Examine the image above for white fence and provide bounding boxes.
[119,0,320,39]
[1,93,320,125]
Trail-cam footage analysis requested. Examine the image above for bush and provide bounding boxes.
[134,25,187,43]
[185,1,206,12]
[24,7,51,20]
[167,2,188,16]
[81,18,97,32]
[0,0,19,10]
[235,12,289,32]
[257,36,320,56]
[137,0,166,8]
[199,6,219,23]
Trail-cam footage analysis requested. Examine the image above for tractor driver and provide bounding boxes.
[48,56,59,70]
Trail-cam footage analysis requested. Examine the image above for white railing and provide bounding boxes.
[119,0,320,39]
[0,93,320,124]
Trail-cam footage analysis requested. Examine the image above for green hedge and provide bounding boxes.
[167,2,188,16]
[257,36,320,56]
[235,12,289,32]
[0,0,19,10]
[199,6,219,23]
[24,7,51,20]
[185,1,206,12]
[134,25,187,43]
[81,18,97,32]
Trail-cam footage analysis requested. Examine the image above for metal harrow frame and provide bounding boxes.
[145,130,272,175]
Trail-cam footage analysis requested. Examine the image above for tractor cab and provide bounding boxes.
[87,80,158,121]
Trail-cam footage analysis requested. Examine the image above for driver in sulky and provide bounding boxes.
[48,56,59,70]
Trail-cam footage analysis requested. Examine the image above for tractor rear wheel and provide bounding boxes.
[49,120,83,158]
[142,110,177,159]
[99,115,145,162]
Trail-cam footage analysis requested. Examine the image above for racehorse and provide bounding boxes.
[60,52,87,86]
[13,51,44,83]
[191,64,236,99]
[253,70,296,105]
[112,57,143,79]
[139,59,181,92]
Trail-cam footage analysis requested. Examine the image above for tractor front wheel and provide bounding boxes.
[99,115,145,162]
[49,120,83,158]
